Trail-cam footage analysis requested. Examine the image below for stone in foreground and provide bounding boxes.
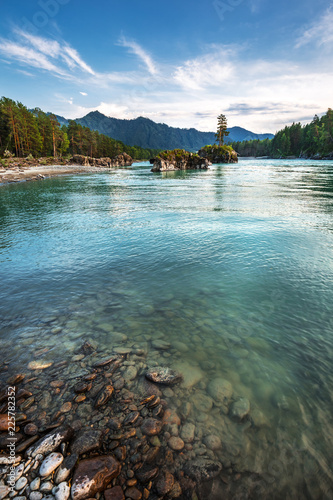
[71,456,120,500]
[145,367,182,386]
[27,425,74,457]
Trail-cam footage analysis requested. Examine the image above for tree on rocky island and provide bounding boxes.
[215,114,229,146]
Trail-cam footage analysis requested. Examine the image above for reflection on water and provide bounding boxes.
[1,159,333,498]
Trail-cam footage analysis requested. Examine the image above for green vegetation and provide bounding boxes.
[0,97,160,160]
[230,109,333,158]
[215,114,229,146]
[200,144,234,155]
[156,149,199,161]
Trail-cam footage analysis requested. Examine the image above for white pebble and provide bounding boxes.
[39,453,63,477]
[53,482,70,500]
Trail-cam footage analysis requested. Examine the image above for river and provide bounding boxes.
[1,159,333,498]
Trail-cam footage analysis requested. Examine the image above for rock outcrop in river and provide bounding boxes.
[151,150,211,172]
[71,153,133,168]
[198,145,238,164]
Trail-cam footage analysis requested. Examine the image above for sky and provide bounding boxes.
[0,0,332,134]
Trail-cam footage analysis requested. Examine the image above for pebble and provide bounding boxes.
[203,434,222,451]
[53,481,70,500]
[229,397,250,421]
[15,477,28,491]
[40,481,54,493]
[123,366,137,381]
[156,472,175,496]
[180,423,195,443]
[207,378,233,404]
[141,418,162,436]
[30,478,40,491]
[168,436,184,451]
[104,486,125,500]
[39,452,64,476]
[24,424,38,436]
[0,486,11,500]
[145,367,182,385]
[60,402,72,413]
[125,486,142,499]
[29,492,43,500]
[28,361,53,370]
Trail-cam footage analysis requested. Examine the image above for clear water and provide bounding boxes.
[1,159,333,498]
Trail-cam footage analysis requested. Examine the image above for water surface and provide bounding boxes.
[1,159,333,498]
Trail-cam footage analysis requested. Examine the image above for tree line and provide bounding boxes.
[229,109,333,158]
[0,97,160,160]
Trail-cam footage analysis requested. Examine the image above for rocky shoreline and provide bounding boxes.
[0,341,257,500]
[0,155,133,186]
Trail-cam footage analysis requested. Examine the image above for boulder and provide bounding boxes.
[71,456,120,500]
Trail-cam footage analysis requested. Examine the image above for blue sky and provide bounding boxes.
[0,0,332,133]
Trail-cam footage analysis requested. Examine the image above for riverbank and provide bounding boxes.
[0,164,117,185]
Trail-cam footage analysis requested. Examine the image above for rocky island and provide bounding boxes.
[150,150,211,172]
[198,145,238,164]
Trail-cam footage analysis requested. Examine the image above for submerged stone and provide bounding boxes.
[229,397,250,421]
[184,459,222,481]
[145,367,182,386]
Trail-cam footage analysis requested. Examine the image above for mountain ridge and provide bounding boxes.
[51,110,274,151]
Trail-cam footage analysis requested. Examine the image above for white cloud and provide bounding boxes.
[80,92,88,96]
[295,6,333,48]
[0,39,69,77]
[118,36,158,75]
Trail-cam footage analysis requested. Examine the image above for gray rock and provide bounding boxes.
[40,481,53,493]
[145,367,182,386]
[15,477,28,491]
[70,429,102,456]
[39,452,64,477]
[180,423,195,443]
[122,366,137,381]
[29,478,40,491]
[29,493,43,500]
[229,397,250,421]
[151,340,170,350]
[27,426,73,457]
[168,437,184,451]
[203,434,222,451]
[53,482,70,500]
[207,378,233,404]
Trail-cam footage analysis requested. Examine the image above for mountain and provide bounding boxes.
[51,111,274,151]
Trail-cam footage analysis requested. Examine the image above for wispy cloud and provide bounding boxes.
[118,35,158,75]
[295,5,333,48]
[80,91,88,96]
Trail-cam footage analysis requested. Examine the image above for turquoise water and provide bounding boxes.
[1,160,333,497]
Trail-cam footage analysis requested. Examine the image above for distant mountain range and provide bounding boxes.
[53,111,274,151]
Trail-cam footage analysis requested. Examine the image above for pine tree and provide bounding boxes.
[215,114,230,146]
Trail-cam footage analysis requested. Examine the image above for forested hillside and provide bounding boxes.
[0,98,160,160]
[230,109,333,158]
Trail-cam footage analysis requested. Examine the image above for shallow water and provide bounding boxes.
[1,159,333,498]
